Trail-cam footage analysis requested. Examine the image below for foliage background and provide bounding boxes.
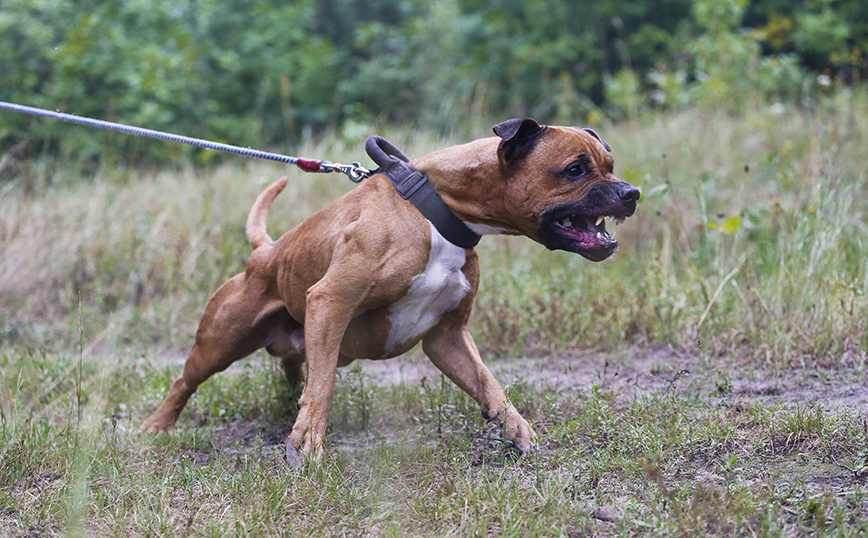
[1,0,866,166]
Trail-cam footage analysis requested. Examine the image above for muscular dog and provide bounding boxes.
[139,118,639,464]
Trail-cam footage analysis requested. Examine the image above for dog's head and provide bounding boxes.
[492,118,639,262]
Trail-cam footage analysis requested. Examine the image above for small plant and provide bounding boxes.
[345,363,373,433]
[778,403,830,443]
[714,369,733,398]
[720,452,739,475]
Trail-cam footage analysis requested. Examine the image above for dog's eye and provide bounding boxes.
[565,163,586,179]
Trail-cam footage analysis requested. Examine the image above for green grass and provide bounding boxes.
[2,94,868,535]
[2,349,868,536]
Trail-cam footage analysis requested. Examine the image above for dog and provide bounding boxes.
[139,118,640,464]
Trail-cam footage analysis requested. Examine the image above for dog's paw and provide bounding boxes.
[284,436,326,467]
[504,439,536,458]
[504,416,537,456]
[137,415,176,435]
[285,420,326,466]
[504,434,536,457]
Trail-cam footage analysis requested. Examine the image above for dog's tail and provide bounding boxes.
[246,176,289,250]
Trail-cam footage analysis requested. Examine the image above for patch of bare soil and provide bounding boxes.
[358,344,868,415]
[150,344,868,416]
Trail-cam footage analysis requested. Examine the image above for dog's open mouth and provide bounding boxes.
[551,214,624,261]
[538,207,633,261]
[534,181,639,261]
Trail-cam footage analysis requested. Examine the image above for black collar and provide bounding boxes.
[365,136,481,249]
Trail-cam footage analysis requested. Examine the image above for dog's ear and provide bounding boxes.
[581,128,612,152]
[493,118,546,167]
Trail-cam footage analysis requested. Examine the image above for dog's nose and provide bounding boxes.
[619,185,641,202]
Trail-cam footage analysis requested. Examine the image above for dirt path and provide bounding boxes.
[150,342,867,422]
[357,345,868,415]
[176,343,868,458]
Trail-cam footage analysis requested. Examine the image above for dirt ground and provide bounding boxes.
[201,344,868,454]
[356,345,868,415]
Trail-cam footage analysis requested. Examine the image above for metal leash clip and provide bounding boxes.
[320,161,372,183]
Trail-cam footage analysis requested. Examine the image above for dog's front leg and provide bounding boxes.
[285,279,357,466]
[422,317,537,455]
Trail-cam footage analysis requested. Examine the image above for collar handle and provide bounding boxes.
[365,136,481,249]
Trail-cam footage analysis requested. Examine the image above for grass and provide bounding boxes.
[2,93,868,535]
[2,348,868,536]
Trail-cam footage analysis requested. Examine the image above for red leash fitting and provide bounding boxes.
[296,158,324,173]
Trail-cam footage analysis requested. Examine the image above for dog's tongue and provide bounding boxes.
[555,215,616,249]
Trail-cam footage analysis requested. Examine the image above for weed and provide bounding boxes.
[777,403,831,444]
[331,363,375,434]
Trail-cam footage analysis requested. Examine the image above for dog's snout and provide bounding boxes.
[619,185,640,202]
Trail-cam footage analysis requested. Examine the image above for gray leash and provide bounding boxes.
[0,100,372,182]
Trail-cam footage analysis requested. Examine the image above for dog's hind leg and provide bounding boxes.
[139,272,285,433]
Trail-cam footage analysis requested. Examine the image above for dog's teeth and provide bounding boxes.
[596,216,604,227]
[562,217,573,228]
[596,232,602,239]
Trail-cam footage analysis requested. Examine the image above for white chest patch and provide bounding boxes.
[385,222,471,353]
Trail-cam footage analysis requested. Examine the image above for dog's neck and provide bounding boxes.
[411,137,519,237]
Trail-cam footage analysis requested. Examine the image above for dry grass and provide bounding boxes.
[3,99,868,363]
[2,96,868,536]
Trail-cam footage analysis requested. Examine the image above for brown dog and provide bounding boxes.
[139,118,639,463]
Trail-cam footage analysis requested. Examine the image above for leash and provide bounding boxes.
[1,100,481,248]
[0,100,372,182]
